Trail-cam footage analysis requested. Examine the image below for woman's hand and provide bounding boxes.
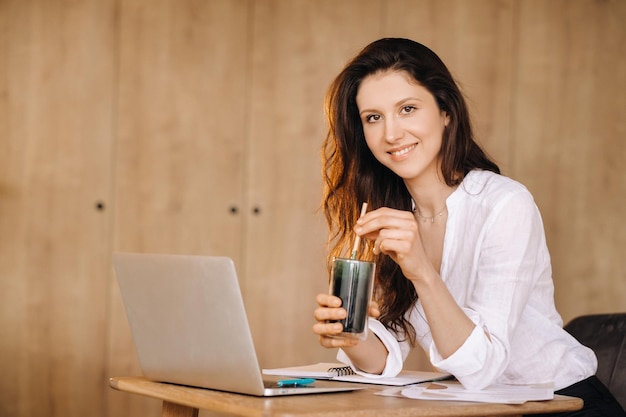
[312,293,380,348]
[355,207,432,281]
[357,207,475,360]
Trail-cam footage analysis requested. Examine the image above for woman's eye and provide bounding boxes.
[365,114,381,123]
[401,105,416,115]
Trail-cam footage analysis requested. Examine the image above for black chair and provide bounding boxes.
[564,313,626,409]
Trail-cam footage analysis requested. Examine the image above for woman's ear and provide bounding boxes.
[443,111,450,127]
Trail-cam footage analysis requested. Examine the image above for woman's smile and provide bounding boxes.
[389,143,418,159]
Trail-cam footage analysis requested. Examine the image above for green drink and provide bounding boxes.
[329,257,375,340]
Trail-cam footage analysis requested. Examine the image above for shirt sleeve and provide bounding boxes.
[336,317,407,378]
[430,189,548,390]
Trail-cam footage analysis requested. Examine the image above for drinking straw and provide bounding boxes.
[350,202,368,259]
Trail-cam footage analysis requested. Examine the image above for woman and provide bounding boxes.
[313,38,624,416]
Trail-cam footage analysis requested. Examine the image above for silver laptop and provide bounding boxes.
[112,252,360,396]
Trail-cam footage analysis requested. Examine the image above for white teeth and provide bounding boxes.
[391,144,417,156]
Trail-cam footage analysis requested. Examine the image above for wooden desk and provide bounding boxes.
[110,376,583,417]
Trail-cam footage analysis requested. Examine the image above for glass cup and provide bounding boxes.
[328,257,376,340]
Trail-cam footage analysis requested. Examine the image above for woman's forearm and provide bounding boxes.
[341,332,389,374]
[414,271,475,359]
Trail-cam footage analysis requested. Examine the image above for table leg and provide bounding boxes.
[161,400,199,417]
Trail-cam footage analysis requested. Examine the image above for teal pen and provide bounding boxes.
[276,378,316,387]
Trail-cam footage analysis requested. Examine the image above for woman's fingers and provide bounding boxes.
[313,318,359,348]
[312,320,343,335]
[313,294,377,349]
[369,300,381,318]
[313,293,346,336]
[317,334,359,348]
[313,293,361,348]
[376,236,415,257]
[356,209,418,250]
[356,207,416,234]
[316,293,342,308]
[314,294,344,319]
[313,306,345,322]
[312,320,360,348]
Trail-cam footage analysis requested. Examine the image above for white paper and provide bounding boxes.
[401,381,554,404]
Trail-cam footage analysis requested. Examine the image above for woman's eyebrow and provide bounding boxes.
[358,97,425,115]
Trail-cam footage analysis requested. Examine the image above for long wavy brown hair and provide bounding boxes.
[322,38,500,345]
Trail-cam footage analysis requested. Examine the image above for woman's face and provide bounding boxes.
[356,70,449,185]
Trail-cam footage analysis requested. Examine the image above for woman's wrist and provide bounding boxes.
[342,333,388,374]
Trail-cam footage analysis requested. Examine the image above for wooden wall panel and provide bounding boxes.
[513,0,626,322]
[244,0,382,368]
[107,1,249,415]
[383,0,515,170]
[112,0,249,258]
[0,0,116,416]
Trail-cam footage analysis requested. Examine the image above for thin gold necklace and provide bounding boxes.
[414,204,447,223]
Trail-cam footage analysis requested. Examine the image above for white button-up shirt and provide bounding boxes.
[338,170,596,390]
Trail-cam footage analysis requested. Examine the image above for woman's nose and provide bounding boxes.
[384,118,403,142]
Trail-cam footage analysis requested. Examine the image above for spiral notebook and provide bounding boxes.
[263,362,451,386]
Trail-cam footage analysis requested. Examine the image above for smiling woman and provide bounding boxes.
[312,38,626,417]
[356,70,449,185]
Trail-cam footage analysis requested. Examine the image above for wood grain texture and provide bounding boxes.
[113,0,249,258]
[243,0,382,369]
[0,0,116,415]
[383,0,515,170]
[162,401,199,417]
[110,376,583,417]
[512,0,626,321]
